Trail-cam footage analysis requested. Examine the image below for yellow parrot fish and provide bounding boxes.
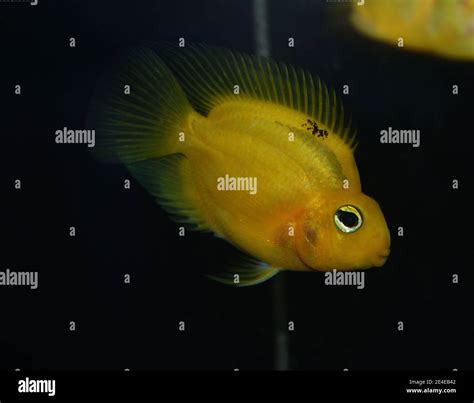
[350,0,474,60]
[88,44,391,286]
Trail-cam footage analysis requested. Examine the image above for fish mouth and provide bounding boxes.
[373,249,390,267]
[373,250,390,267]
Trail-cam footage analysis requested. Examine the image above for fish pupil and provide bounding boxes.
[337,210,358,228]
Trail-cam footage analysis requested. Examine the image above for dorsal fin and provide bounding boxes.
[152,42,357,149]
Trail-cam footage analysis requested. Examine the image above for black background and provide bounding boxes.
[1,0,472,371]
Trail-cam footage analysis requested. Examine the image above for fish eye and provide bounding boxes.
[334,205,362,233]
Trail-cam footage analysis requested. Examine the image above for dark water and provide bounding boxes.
[1,0,472,370]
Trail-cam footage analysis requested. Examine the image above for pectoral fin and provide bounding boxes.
[206,252,280,287]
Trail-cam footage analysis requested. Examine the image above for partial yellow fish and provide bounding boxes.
[88,44,390,286]
[351,0,474,60]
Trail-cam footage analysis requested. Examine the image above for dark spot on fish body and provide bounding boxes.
[302,118,318,135]
[317,129,328,139]
[301,119,328,139]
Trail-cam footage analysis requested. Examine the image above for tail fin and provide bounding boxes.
[87,47,193,164]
